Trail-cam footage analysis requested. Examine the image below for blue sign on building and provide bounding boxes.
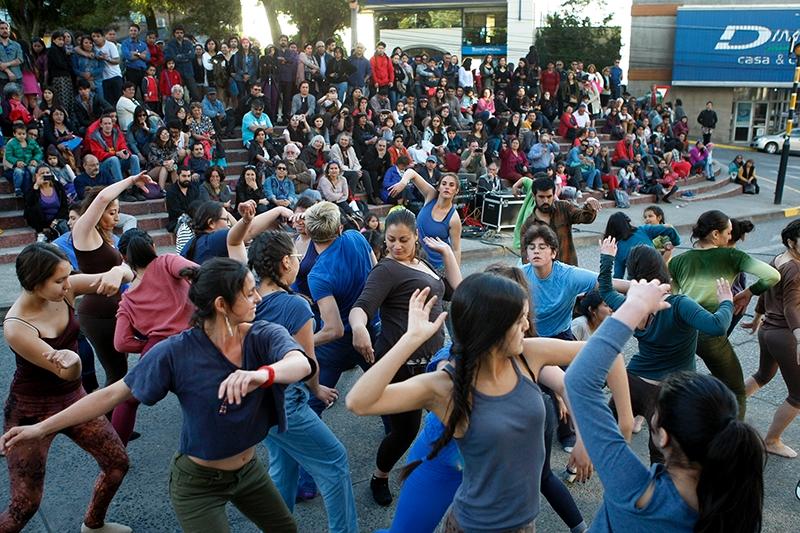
[673,6,800,86]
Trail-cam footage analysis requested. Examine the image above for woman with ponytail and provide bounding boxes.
[111,229,198,445]
[566,278,765,532]
[347,271,612,532]
[226,204,357,533]
[349,208,462,506]
[669,210,780,418]
[1,258,316,532]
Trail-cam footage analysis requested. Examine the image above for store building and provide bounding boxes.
[629,1,799,144]
[361,0,560,62]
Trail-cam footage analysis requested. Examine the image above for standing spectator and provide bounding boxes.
[0,20,23,94]
[697,100,718,145]
[71,35,104,102]
[145,31,164,71]
[326,46,354,102]
[121,24,149,95]
[140,64,160,115]
[609,58,623,99]
[370,41,394,95]
[46,31,74,116]
[91,28,123,106]
[164,25,199,102]
[348,43,372,98]
[232,38,259,98]
[458,57,474,90]
[158,58,183,107]
[276,35,298,123]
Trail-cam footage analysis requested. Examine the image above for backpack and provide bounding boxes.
[614,188,631,208]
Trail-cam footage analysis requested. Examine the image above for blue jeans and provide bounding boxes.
[100,155,141,183]
[581,168,602,189]
[309,332,373,415]
[335,82,348,103]
[267,384,358,533]
[12,166,32,194]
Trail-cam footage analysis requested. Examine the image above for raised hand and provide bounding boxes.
[406,287,448,343]
[423,236,451,255]
[130,171,155,193]
[599,236,617,257]
[625,279,672,315]
[388,180,408,198]
[238,200,257,222]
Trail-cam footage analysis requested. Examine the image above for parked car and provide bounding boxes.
[751,129,800,154]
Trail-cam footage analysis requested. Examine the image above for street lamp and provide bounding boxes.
[349,0,359,54]
[775,38,800,204]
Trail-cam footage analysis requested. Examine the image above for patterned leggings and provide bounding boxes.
[0,387,129,532]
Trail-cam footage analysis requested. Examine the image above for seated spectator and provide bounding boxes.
[202,166,233,211]
[4,122,43,196]
[2,84,32,126]
[184,142,211,182]
[283,143,320,200]
[352,112,378,158]
[42,106,82,163]
[418,154,442,187]
[499,137,530,183]
[689,140,714,179]
[201,87,234,138]
[478,161,504,194]
[317,161,357,217]
[73,79,113,136]
[381,155,412,204]
[265,162,298,208]
[166,166,209,232]
[85,113,142,189]
[664,150,691,179]
[159,58,183,107]
[329,132,375,202]
[186,102,217,160]
[24,165,70,241]
[377,114,396,143]
[361,139,391,201]
[73,154,112,200]
[146,126,179,190]
[388,134,410,165]
[445,126,465,155]
[163,85,187,124]
[168,120,190,160]
[567,141,603,191]
[308,114,331,148]
[248,127,280,178]
[235,164,270,214]
[527,132,560,173]
[300,135,329,176]
[618,162,640,194]
[282,114,310,149]
[395,113,421,147]
[460,139,487,183]
[116,82,144,131]
[241,98,272,147]
[125,106,155,162]
[423,115,447,155]
[557,104,577,140]
[612,134,635,167]
[736,158,760,194]
[573,103,593,129]
[44,145,77,200]
[290,81,317,118]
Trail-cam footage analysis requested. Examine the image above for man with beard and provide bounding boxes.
[512,176,599,265]
[165,166,208,232]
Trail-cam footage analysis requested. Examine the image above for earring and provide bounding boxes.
[224,314,234,337]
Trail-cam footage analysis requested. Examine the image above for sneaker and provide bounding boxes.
[36,233,47,243]
[560,434,577,453]
[81,522,132,533]
[120,193,138,202]
[296,485,318,502]
[370,475,392,506]
[14,188,22,198]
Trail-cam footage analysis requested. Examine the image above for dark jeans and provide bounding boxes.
[547,329,576,444]
[102,76,123,106]
[610,371,663,464]
[376,363,425,473]
[79,315,127,387]
[124,67,146,98]
[279,81,294,120]
[343,170,374,198]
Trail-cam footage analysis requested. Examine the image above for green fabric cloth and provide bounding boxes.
[513,177,535,249]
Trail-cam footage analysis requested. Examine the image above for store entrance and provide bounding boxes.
[733,101,768,143]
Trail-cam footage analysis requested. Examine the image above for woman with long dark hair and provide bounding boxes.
[603,211,680,279]
[350,209,461,506]
[111,229,197,445]
[1,258,315,532]
[744,219,800,458]
[46,31,74,115]
[669,210,780,418]
[1,243,132,532]
[235,165,270,214]
[566,279,765,532]
[347,272,604,532]
[179,200,236,264]
[226,210,356,532]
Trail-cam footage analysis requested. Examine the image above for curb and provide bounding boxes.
[712,143,757,152]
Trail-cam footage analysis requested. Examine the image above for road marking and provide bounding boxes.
[759,176,800,195]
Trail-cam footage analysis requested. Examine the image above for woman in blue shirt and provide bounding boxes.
[604,211,680,279]
[227,207,357,533]
[565,280,765,533]
[0,258,315,533]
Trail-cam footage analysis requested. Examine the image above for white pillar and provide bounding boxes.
[506,0,536,61]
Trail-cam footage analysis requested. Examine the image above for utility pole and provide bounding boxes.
[774,38,800,204]
[349,0,359,54]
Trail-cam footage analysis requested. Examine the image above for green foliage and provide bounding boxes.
[0,0,128,40]
[272,0,350,45]
[130,0,241,36]
[535,0,621,69]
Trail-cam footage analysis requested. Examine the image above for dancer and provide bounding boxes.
[1,258,315,533]
[350,208,461,505]
[565,279,765,532]
[2,243,132,533]
[603,211,680,278]
[669,210,779,418]
[226,205,358,532]
[743,219,800,458]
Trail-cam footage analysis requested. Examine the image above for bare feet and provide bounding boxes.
[765,440,797,458]
[633,415,645,434]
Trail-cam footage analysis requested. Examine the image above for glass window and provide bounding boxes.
[463,11,508,46]
[376,10,461,31]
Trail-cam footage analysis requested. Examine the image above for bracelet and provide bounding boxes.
[258,365,275,388]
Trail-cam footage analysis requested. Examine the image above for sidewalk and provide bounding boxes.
[2,187,799,318]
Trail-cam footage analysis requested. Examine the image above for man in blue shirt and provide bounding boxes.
[347,43,372,97]
[164,25,199,101]
[304,201,377,416]
[0,21,23,94]
[120,24,150,97]
[202,87,234,138]
[276,35,298,124]
[380,155,412,204]
[241,98,273,148]
[610,58,623,99]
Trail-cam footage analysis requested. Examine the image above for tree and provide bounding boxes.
[129,0,241,37]
[535,0,621,69]
[272,0,350,46]
[0,0,127,42]
[260,0,283,46]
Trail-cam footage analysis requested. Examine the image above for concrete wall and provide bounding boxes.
[670,87,735,143]
[507,0,537,61]
[378,27,462,55]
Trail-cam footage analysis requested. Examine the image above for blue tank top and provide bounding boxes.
[446,358,546,532]
[417,200,456,269]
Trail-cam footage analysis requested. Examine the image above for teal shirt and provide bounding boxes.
[599,254,733,380]
[614,225,681,279]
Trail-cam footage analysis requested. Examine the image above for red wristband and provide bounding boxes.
[258,365,275,388]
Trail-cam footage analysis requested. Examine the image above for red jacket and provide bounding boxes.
[541,70,561,97]
[142,75,159,103]
[557,112,576,138]
[159,69,182,99]
[370,54,394,87]
[612,139,634,164]
[86,121,129,162]
[148,43,164,69]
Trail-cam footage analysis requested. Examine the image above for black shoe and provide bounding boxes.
[663,198,672,204]
[128,431,141,442]
[370,475,392,506]
[133,192,146,201]
[560,434,577,453]
[120,193,138,202]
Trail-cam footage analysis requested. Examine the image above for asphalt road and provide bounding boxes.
[714,146,800,200]
[1,218,799,532]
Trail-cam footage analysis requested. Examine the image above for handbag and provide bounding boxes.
[743,182,757,194]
